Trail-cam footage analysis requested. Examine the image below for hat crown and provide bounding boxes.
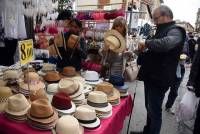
[47,83,58,93]
[85,71,99,81]
[30,88,48,102]
[52,92,72,110]
[88,91,107,103]
[24,72,40,82]
[8,94,29,112]
[3,70,18,80]
[105,35,120,50]
[56,115,80,134]
[96,82,114,96]
[30,99,53,118]
[0,86,13,99]
[74,105,96,121]
[63,66,76,76]
[58,78,79,94]
[44,71,60,81]
[42,63,56,71]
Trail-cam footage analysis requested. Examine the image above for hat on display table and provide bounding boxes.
[96,82,120,106]
[47,83,59,95]
[27,99,58,130]
[5,94,30,121]
[61,66,77,77]
[44,71,61,83]
[30,88,48,102]
[84,71,103,85]
[55,115,84,134]
[74,105,101,130]
[87,91,112,119]
[0,87,13,113]
[104,29,126,53]
[3,70,19,86]
[51,91,76,116]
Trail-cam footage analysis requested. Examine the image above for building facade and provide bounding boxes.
[195,8,200,33]
[176,20,194,33]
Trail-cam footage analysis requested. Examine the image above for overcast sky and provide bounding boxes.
[163,0,200,27]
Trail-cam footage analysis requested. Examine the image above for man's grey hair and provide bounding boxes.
[156,5,173,19]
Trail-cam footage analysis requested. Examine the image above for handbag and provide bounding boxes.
[124,60,139,82]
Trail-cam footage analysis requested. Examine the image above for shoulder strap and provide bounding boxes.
[53,38,62,60]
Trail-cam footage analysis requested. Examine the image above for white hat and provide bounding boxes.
[74,105,100,129]
[47,83,59,94]
[84,71,103,85]
[56,115,84,134]
[104,30,126,53]
[87,91,112,113]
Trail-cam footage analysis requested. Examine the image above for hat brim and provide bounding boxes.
[79,117,101,129]
[73,93,85,101]
[5,104,31,116]
[87,102,112,113]
[104,30,126,53]
[70,85,83,99]
[27,109,58,124]
[85,79,103,85]
[56,102,76,115]
[19,81,45,92]
[120,92,129,98]
[107,88,120,101]
[97,110,112,119]
[37,71,46,76]
[114,83,129,90]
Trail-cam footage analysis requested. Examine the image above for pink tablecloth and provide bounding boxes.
[0,95,133,134]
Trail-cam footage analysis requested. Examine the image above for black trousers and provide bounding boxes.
[193,102,200,134]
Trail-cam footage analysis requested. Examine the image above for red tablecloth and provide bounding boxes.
[0,95,133,134]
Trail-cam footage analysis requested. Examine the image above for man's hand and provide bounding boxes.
[138,41,146,51]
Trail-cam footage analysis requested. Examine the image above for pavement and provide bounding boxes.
[120,67,195,134]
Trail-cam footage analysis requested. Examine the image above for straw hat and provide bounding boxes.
[3,70,19,80]
[44,71,61,83]
[96,82,120,103]
[62,66,77,77]
[51,91,76,115]
[30,88,48,102]
[74,105,101,129]
[42,63,56,72]
[104,30,126,53]
[27,99,58,124]
[5,94,30,116]
[87,91,112,113]
[58,78,82,99]
[67,34,80,49]
[0,86,13,112]
[56,115,84,134]
[84,71,103,85]
[47,83,59,94]
[0,80,7,86]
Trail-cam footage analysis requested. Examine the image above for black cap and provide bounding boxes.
[57,10,72,20]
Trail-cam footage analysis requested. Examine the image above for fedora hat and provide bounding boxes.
[0,86,13,112]
[96,82,120,103]
[84,71,103,85]
[67,34,80,49]
[58,78,82,99]
[5,94,30,116]
[30,88,48,102]
[47,83,59,94]
[52,91,76,115]
[44,71,61,83]
[87,91,112,113]
[104,29,126,53]
[62,66,77,77]
[3,70,19,80]
[42,63,56,72]
[27,99,58,124]
[0,80,7,86]
[74,105,100,129]
[56,115,84,134]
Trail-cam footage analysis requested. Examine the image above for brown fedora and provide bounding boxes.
[30,88,48,102]
[62,66,77,77]
[27,99,58,124]
[44,71,61,83]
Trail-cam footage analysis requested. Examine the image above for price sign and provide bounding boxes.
[18,39,34,65]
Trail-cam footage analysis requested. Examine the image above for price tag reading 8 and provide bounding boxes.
[18,39,34,65]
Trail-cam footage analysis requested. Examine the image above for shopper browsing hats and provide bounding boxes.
[51,91,76,116]
[5,94,30,121]
[55,115,84,134]
[87,91,112,119]
[27,99,58,130]
[0,86,13,113]
[74,105,101,130]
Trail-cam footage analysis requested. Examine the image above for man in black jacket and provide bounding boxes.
[187,41,200,134]
[133,5,186,134]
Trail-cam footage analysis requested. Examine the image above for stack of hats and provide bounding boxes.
[58,78,86,106]
[27,99,58,130]
[109,75,129,98]
[44,71,61,83]
[84,71,103,85]
[61,66,77,78]
[74,105,101,130]
[3,70,19,93]
[18,72,45,97]
[56,115,84,134]
[5,94,31,121]
[0,87,13,113]
[87,91,112,119]
[96,82,120,106]
[51,91,76,116]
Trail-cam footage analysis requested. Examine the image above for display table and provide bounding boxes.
[0,95,133,134]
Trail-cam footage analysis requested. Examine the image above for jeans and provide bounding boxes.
[143,82,169,134]
[166,64,185,109]
[193,102,200,134]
